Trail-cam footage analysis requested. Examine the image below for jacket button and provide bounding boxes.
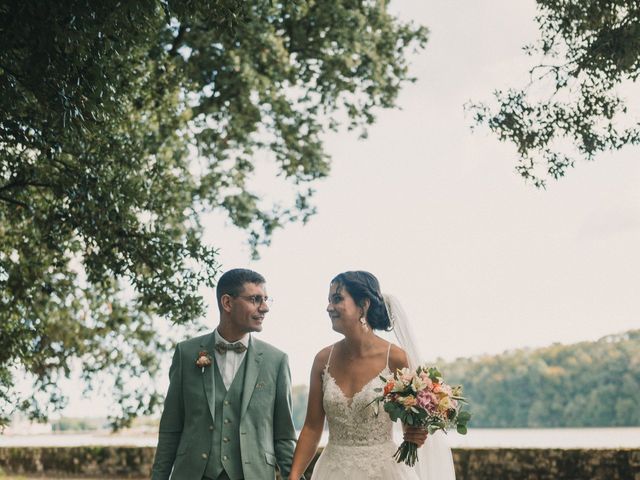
[224,418,230,424]
[201,453,208,459]
[223,437,229,443]
[223,455,228,461]
[224,400,229,405]
[209,425,214,431]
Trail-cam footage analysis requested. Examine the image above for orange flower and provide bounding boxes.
[383,380,395,396]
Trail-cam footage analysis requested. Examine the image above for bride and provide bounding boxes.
[289,271,456,480]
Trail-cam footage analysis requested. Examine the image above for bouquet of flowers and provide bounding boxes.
[372,365,470,466]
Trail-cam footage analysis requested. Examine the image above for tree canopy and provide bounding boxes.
[0,0,427,428]
[469,0,640,187]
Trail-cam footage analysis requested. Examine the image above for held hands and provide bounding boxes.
[403,425,428,447]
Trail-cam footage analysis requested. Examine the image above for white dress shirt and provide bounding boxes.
[214,329,250,389]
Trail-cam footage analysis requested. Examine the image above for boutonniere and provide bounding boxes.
[196,350,212,372]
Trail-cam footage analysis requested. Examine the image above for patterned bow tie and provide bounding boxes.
[215,341,247,355]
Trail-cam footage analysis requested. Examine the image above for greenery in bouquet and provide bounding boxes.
[372,365,471,466]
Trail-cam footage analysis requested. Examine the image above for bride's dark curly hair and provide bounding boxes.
[331,271,392,331]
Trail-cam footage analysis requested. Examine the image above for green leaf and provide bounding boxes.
[467,0,640,186]
[0,0,428,431]
[457,410,472,423]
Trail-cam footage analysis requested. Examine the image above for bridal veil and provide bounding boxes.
[384,293,457,480]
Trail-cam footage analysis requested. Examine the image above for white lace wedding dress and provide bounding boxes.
[311,345,419,480]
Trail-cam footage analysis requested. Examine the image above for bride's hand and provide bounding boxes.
[403,425,428,447]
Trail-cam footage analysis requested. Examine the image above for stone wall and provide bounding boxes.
[452,448,640,480]
[0,447,638,479]
[0,447,155,478]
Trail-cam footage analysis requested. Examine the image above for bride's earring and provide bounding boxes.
[359,315,369,331]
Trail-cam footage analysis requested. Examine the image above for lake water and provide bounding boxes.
[1,428,639,449]
[443,427,640,448]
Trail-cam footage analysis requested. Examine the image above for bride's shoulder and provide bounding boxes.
[309,344,336,371]
[313,344,334,364]
[387,343,409,372]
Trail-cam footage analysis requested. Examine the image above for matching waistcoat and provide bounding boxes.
[203,358,247,480]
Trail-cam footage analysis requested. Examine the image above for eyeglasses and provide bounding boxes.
[233,295,273,307]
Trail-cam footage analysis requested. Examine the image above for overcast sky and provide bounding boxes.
[59,0,639,416]
[204,0,640,386]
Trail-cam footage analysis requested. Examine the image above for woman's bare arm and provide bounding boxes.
[288,348,330,479]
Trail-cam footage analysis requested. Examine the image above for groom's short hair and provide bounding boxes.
[216,268,266,309]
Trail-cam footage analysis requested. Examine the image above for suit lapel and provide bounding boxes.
[240,336,263,419]
[200,333,216,422]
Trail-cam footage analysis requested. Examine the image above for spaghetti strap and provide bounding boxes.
[325,344,335,371]
[385,342,392,369]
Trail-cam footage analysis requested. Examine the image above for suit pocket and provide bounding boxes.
[249,383,275,409]
[264,451,277,466]
[253,382,274,395]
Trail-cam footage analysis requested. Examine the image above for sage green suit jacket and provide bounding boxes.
[151,333,297,480]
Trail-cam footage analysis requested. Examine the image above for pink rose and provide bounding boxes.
[419,372,433,389]
[416,390,438,412]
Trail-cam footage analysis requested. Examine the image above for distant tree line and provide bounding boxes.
[291,330,640,429]
[441,330,640,428]
[51,417,104,432]
[291,385,309,430]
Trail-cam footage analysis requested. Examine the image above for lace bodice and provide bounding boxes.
[321,343,394,447]
[322,366,393,446]
[310,343,419,480]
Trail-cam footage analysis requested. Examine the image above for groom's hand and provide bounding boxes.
[403,426,428,447]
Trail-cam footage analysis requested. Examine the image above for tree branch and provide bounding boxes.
[0,194,29,209]
[168,25,188,57]
[0,180,55,192]
[0,62,43,100]
[0,62,23,81]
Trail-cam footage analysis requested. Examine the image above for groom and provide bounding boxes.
[151,268,297,480]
